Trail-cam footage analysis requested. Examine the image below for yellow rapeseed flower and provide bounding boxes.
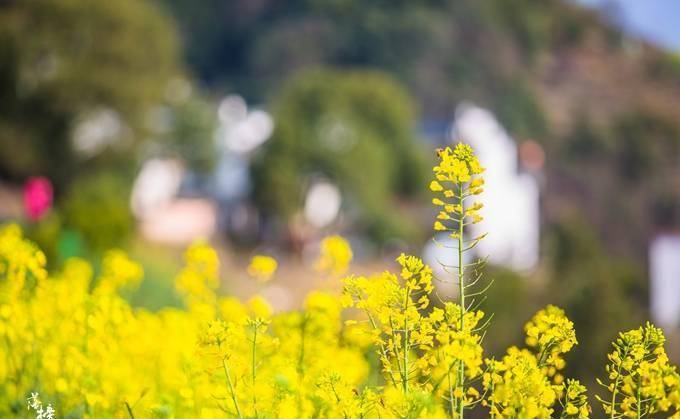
[430,142,485,235]
[315,235,353,275]
[247,255,278,282]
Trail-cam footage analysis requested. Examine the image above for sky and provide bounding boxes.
[576,0,680,51]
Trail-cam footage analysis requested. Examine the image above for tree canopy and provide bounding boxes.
[0,0,181,187]
[252,69,428,242]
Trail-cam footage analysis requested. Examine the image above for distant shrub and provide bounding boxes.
[61,171,133,253]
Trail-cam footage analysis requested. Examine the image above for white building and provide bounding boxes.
[452,103,541,272]
[650,234,680,330]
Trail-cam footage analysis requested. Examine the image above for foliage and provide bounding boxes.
[160,0,592,109]
[546,217,647,382]
[148,91,219,174]
[252,69,428,242]
[162,0,680,273]
[1,144,679,418]
[60,171,134,254]
[0,0,181,186]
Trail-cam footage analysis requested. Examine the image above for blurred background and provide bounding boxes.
[1,0,679,391]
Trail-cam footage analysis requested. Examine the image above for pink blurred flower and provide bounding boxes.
[23,177,53,221]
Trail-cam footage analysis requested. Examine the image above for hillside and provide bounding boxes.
[162,0,680,261]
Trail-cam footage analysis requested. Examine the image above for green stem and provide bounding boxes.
[457,186,466,419]
[610,345,630,419]
[536,341,555,368]
[366,313,398,387]
[222,357,243,419]
[402,285,411,395]
[403,327,409,394]
[559,390,570,419]
[329,380,350,419]
[297,319,306,376]
[448,368,455,418]
[636,373,642,419]
[488,361,496,419]
[297,316,307,418]
[252,325,259,418]
[125,402,135,419]
[388,315,406,393]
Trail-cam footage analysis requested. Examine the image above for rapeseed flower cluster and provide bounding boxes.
[597,323,680,418]
[430,143,485,234]
[247,255,278,283]
[0,223,47,297]
[561,379,590,418]
[524,305,578,383]
[316,235,353,275]
[482,308,586,418]
[483,347,557,418]
[1,143,677,418]
[0,226,370,418]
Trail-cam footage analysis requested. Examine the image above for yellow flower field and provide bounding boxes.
[1,144,679,418]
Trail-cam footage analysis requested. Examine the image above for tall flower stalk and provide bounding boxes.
[431,143,486,418]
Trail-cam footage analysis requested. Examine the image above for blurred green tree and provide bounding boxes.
[0,0,181,187]
[145,92,219,174]
[252,69,428,242]
[480,266,534,356]
[61,171,134,254]
[546,216,646,385]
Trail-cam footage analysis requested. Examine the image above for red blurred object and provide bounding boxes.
[519,140,545,172]
[23,177,53,221]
